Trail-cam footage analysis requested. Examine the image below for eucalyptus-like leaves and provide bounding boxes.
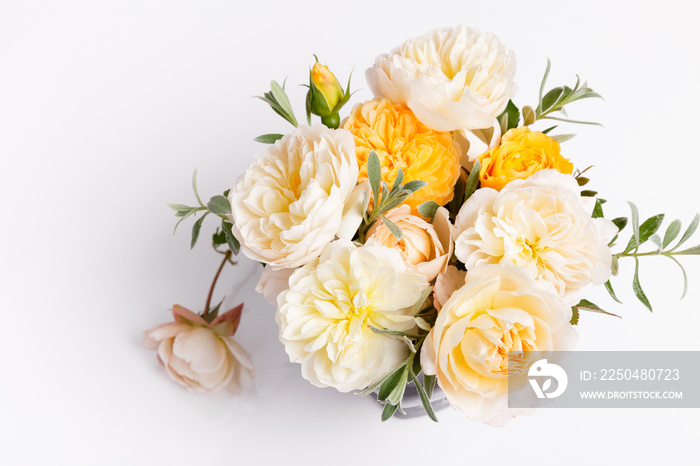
[357,151,428,242]
[167,170,240,254]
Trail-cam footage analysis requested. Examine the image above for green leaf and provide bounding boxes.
[552,134,576,143]
[671,213,699,251]
[172,208,198,235]
[605,279,623,304]
[576,176,590,187]
[498,100,520,132]
[632,257,652,311]
[378,192,410,214]
[207,195,232,215]
[540,87,565,114]
[369,325,416,339]
[611,255,619,276]
[380,215,402,240]
[212,229,227,246]
[254,133,284,144]
[270,80,298,127]
[540,115,602,126]
[424,374,436,399]
[537,58,552,115]
[612,217,628,233]
[570,306,579,325]
[464,159,481,202]
[522,105,535,126]
[418,201,439,219]
[383,367,409,406]
[591,198,604,219]
[581,190,598,197]
[391,168,405,194]
[168,203,193,212]
[221,220,240,255]
[402,180,428,193]
[541,125,557,135]
[190,212,209,249]
[625,202,641,254]
[623,213,664,253]
[192,169,205,208]
[662,219,682,249]
[377,364,408,402]
[367,151,381,210]
[574,299,621,319]
[409,370,438,422]
[668,256,689,299]
[410,285,434,316]
[649,234,662,249]
[674,245,700,255]
[381,402,399,421]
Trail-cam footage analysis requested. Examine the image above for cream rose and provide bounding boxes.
[143,305,254,393]
[228,125,360,269]
[365,205,452,281]
[420,264,576,425]
[453,170,617,304]
[276,240,429,392]
[366,25,516,159]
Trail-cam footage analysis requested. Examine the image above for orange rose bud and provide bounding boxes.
[478,127,573,191]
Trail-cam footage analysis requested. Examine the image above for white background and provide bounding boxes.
[2,1,700,464]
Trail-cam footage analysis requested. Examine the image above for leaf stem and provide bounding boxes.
[203,249,232,319]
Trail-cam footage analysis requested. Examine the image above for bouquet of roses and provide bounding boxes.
[144,25,700,425]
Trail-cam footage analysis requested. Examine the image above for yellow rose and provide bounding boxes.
[343,98,461,211]
[477,127,573,191]
[366,205,452,281]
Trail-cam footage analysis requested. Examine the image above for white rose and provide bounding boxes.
[453,170,617,304]
[420,264,576,425]
[228,125,360,269]
[277,240,429,392]
[143,305,254,393]
[366,25,516,158]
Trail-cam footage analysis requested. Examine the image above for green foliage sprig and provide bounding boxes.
[603,202,700,311]
[168,170,240,255]
[356,151,428,242]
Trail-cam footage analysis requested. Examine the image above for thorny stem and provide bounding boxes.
[203,249,232,319]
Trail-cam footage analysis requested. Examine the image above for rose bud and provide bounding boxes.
[307,59,350,128]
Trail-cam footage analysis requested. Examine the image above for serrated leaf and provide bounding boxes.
[424,374,436,399]
[464,159,481,202]
[668,256,689,299]
[632,257,652,311]
[418,201,439,219]
[498,100,520,132]
[402,179,428,193]
[662,219,682,249]
[221,220,240,255]
[190,213,208,249]
[254,133,284,144]
[671,213,699,251]
[367,151,381,210]
[207,195,232,215]
[570,306,579,325]
[381,402,399,421]
[380,215,402,240]
[409,370,438,422]
[605,280,623,304]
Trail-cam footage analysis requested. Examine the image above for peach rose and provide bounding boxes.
[143,305,253,393]
[478,127,573,191]
[366,205,452,281]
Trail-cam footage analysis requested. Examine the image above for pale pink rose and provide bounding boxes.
[255,266,295,305]
[143,305,253,393]
[432,265,466,311]
[365,206,453,282]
